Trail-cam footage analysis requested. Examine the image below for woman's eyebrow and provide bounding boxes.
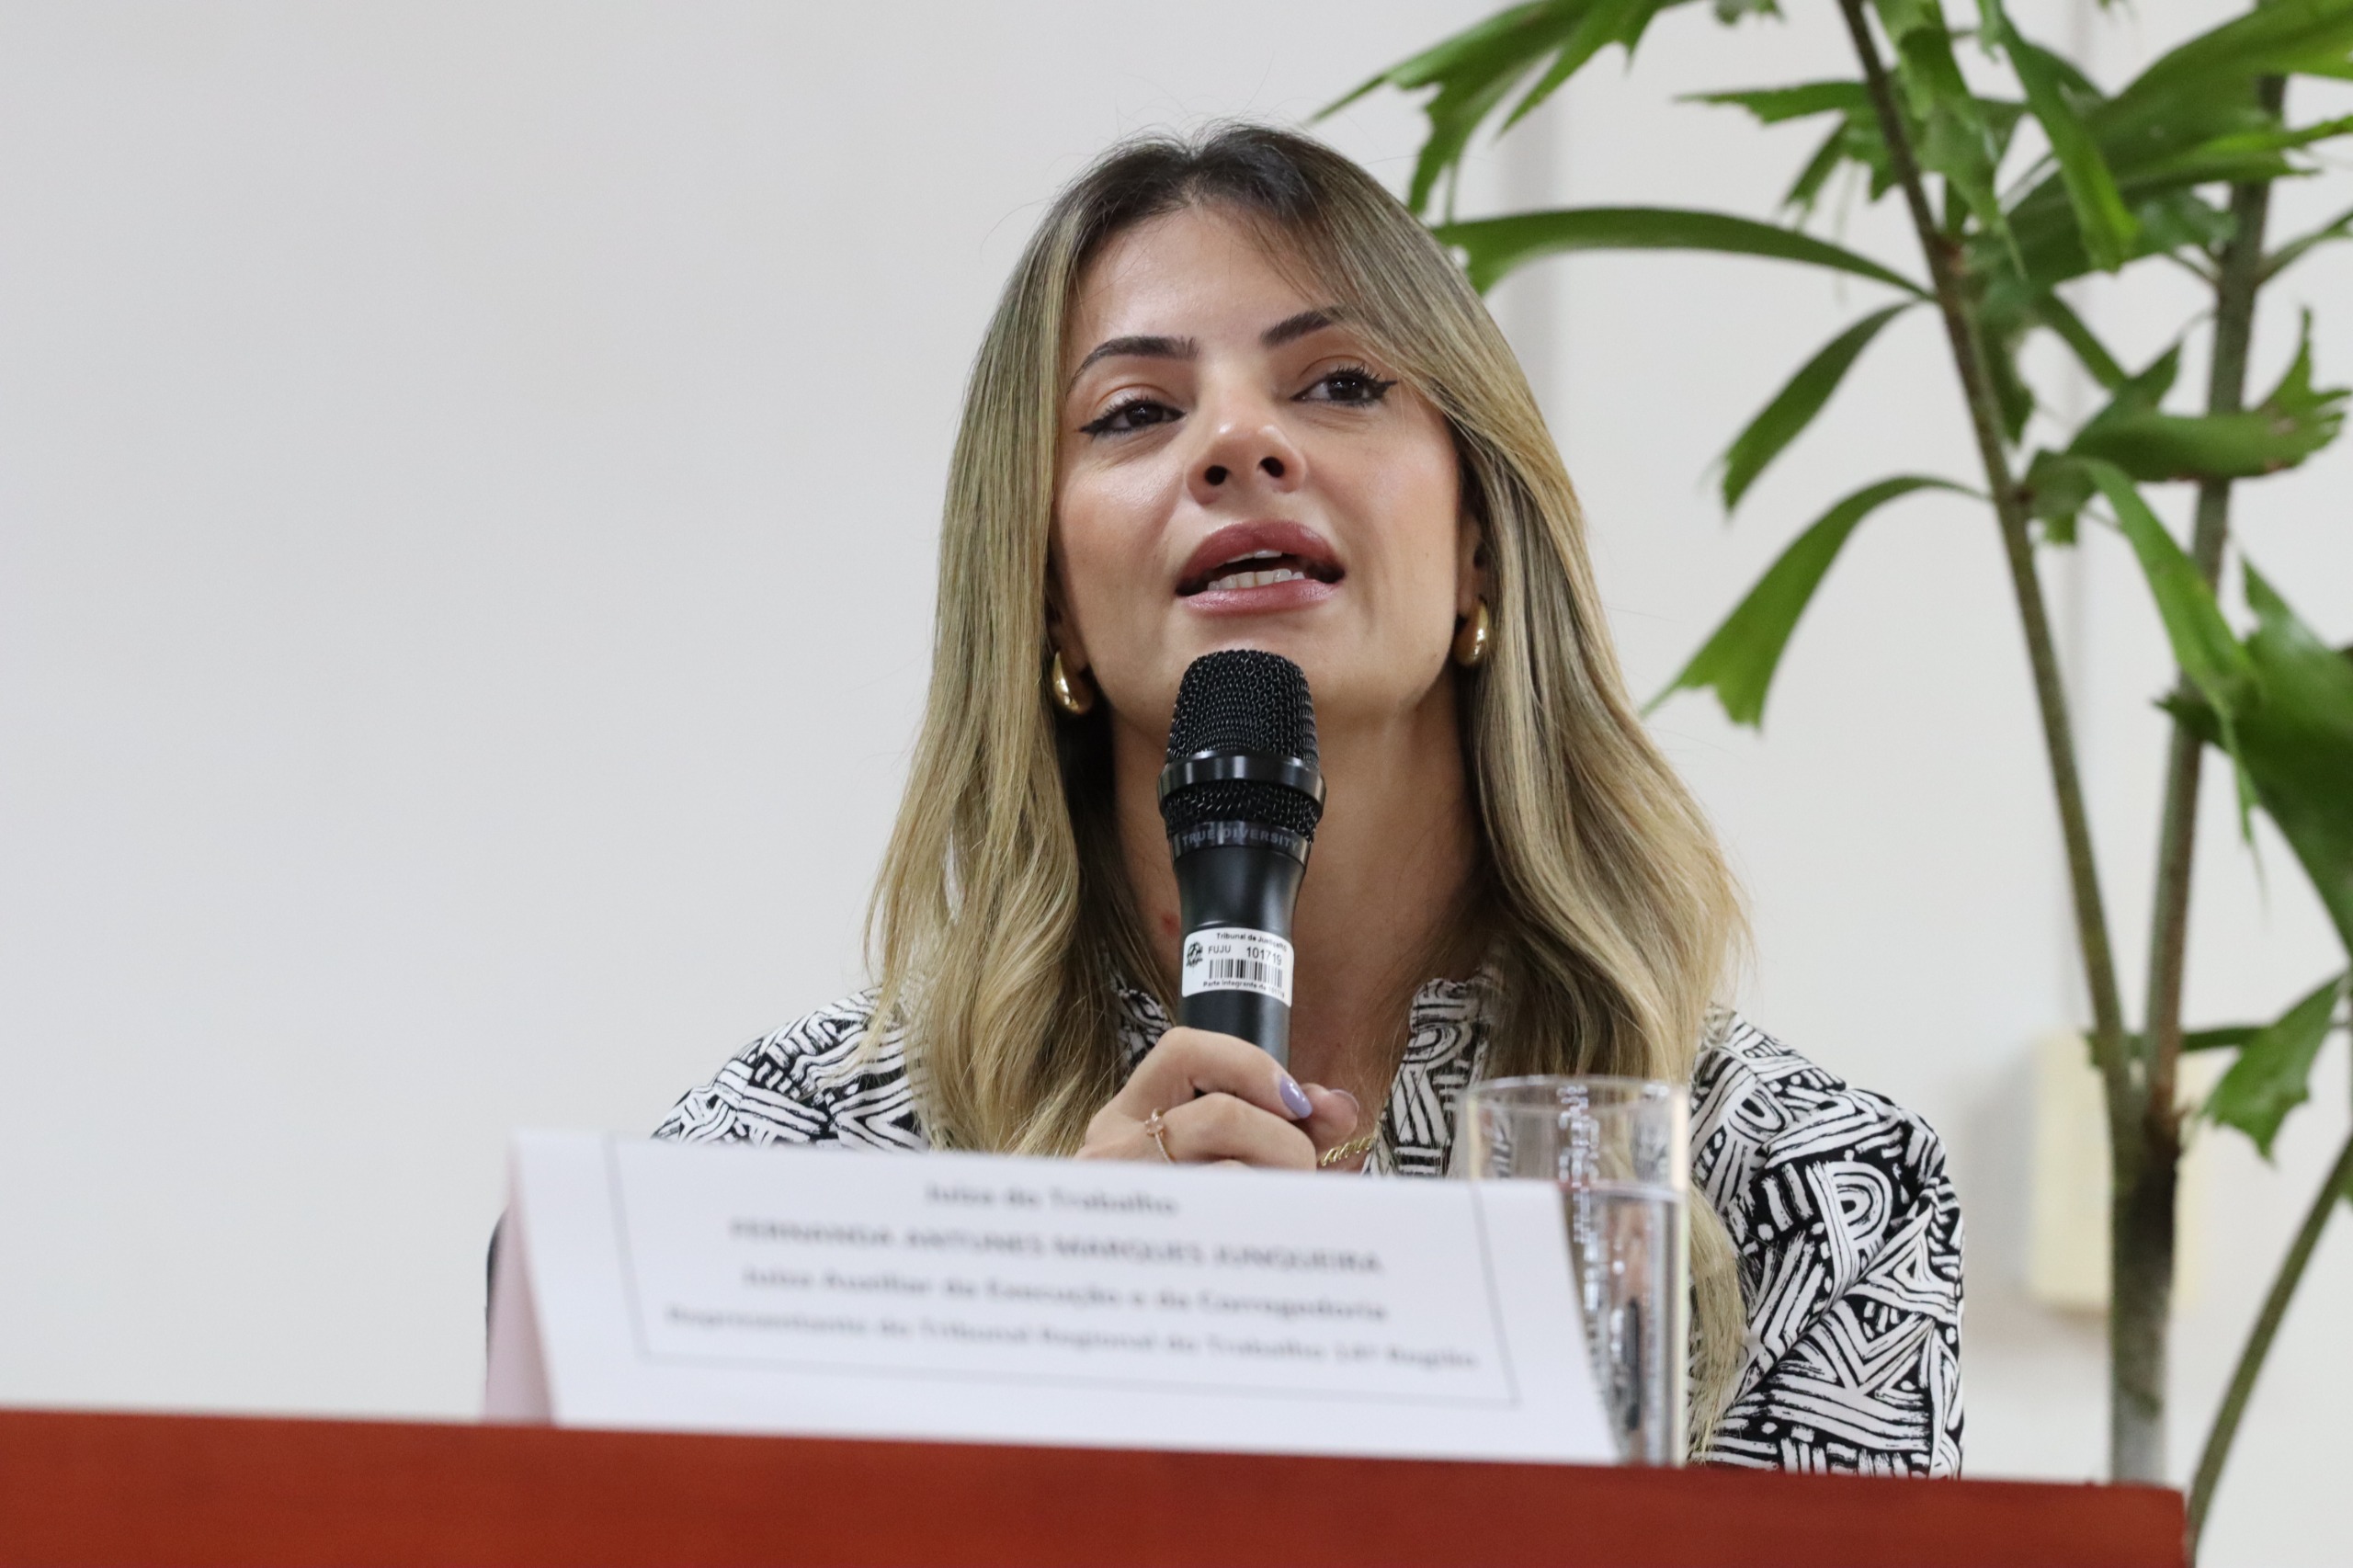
[1066,307,1350,390]
[1262,307,1347,347]
[1069,334,1196,386]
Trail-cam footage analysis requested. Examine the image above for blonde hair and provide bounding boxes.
[865,124,1748,1440]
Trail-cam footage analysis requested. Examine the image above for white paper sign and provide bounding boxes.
[486,1131,1611,1463]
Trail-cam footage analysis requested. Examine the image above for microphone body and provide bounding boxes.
[1157,652,1325,1070]
[1174,840,1306,1065]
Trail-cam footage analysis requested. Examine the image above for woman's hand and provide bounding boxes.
[1076,1026,1360,1170]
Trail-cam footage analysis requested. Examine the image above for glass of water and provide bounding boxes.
[1458,1075,1689,1465]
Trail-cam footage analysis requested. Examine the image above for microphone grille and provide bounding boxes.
[1160,650,1323,840]
[1165,649,1319,765]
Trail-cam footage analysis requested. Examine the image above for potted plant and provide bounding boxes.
[1336,0,2353,1550]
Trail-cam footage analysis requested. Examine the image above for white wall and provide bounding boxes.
[0,5,2345,1562]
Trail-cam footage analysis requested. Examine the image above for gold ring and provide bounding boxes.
[1318,1132,1379,1169]
[1141,1108,1175,1163]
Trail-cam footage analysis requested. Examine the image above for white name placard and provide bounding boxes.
[486,1131,1610,1463]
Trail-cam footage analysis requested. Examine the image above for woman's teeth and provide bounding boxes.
[1211,566,1310,589]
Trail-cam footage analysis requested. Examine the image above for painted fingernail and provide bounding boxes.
[1277,1073,1313,1119]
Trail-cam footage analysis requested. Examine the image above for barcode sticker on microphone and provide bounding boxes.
[1180,926,1294,1006]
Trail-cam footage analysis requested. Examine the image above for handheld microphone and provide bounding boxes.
[1157,650,1325,1069]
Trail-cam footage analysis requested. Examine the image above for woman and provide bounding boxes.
[657,124,1961,1475]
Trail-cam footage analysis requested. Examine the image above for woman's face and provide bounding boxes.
[1051,204,1477,745]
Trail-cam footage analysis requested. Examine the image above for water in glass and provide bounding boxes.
[1458,1076,1689,1465]
[1564,1178,1688,1465]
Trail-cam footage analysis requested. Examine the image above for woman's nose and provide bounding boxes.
[1188,414,1306,505]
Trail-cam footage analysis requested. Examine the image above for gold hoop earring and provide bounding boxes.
[1451,600,1492,669]
[1049,651,1096,715]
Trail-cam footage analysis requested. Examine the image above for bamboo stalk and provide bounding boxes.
[2109,1148,2177,1482]
[2143,123,2278,1143]
[2130,77,2285,1501]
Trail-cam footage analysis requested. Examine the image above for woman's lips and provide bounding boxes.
[1175,520,1344,617]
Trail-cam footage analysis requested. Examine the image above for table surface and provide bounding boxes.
[0,1407,2183,1568]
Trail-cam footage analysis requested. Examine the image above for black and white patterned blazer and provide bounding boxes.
[655,979,1964,1475]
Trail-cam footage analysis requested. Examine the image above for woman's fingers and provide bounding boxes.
[1299,1085,1362,1158]
[1158,1092,1318,1170]
[1074,1090,1313,1168]
[1075,1027,1340,1169]
[1108,1027,1315,1127]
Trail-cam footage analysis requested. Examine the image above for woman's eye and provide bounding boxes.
[1299,366,1399,406]
[1079,398,1181,437]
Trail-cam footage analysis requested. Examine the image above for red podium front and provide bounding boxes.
[0,1407,2180,1567]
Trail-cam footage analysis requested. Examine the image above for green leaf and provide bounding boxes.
[2112,113,2353,192]
[1697,82,1899,214]
[2127,1022,2267,1055]
[1783,121,1855,214]
[1979,4,2352,290]
[2086,460,2258,828]
[1990,182,2232,298]
[2032,290,2126,390]
[2064,339,2183,457]
[1721,304,1913,511]
[1693,78,2028,223]
[2265,199,2353,283]
[1875,1,2009,244]
[1977,95,2033,165]
[2164,633,2353,956]
[2103,0,2353,152]
[2021,449,2095,543]
[2236,568,2353,953]
[1651,477,1968,726]
[2206,971,2347,1159]
[2115,342,2185,409]
[2182,1025,2261,1053]
[1324,3,1581,216]
[1324,0,1700,216]
[2060,4,2353,235]
[2092,100,2279,201]
[1982,2,2138,271]
[2088,460,2254,712]
[1433,206,1929,294]
[1690,80,1870,123]
[1984,313,2038,444]
[1500,0,1681,133]
[2070,315,2348,483]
